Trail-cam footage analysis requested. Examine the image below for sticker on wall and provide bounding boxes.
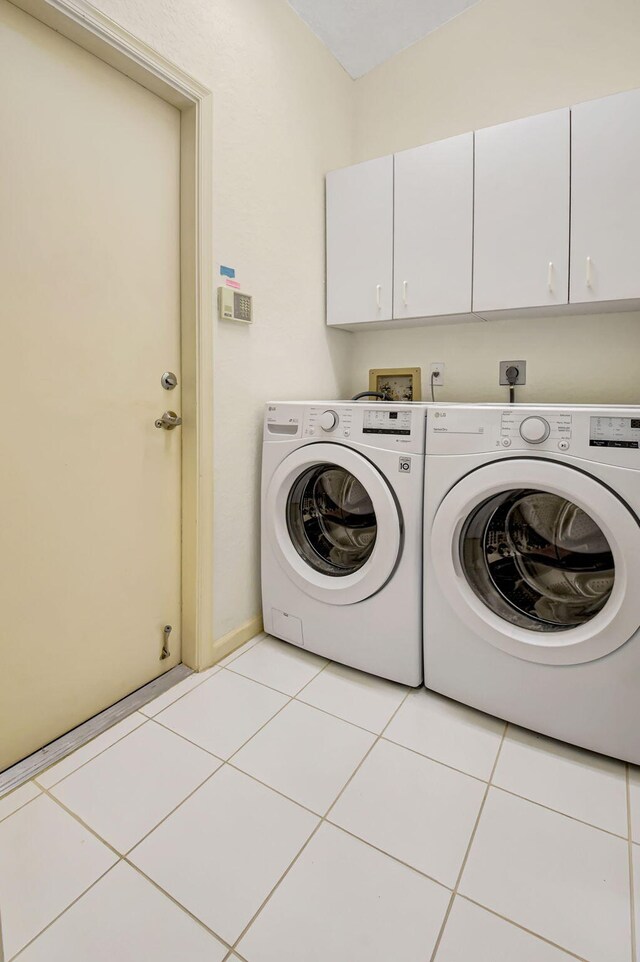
[225,278,241,290]
[219,265,236,278]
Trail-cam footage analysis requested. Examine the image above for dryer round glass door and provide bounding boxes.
[286,464,377,576]
[265,443,402,606]
[430,458,640,664]
[460,490,614,631]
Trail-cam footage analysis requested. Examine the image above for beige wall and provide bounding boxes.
[89,0,354,642]
[348,0,640,405]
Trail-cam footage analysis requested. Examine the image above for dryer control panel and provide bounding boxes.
[590,416,640,449]
[426,405,640,465]
[500,410,572,451]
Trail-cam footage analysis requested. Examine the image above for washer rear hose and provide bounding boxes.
[351,391,391,401]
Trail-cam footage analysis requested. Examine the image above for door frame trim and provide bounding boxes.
[8,0,215,670]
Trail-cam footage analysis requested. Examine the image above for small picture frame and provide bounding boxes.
[368,367,422,403]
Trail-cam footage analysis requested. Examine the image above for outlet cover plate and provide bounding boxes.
[499,360,526,386]
[430,362,445,386]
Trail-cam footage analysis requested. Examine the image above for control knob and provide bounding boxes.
[519,416,550,444]
[319,410,338,432]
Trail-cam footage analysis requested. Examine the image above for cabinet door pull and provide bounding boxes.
[376,284,382,309]
[586,256,593,289]
[402,280,408,306]
[547,261,553,291]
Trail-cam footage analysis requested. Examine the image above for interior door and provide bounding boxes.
[326,156,393,326]
[0,0,182,770]
[393,133,473,319]
[570,87,640,304]
[473,109,570,313]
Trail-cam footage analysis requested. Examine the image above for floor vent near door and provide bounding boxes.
[0,664,193,797]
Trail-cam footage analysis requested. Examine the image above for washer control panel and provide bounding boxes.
[305,406,353,439]
[362,409,412,436]
[501,410,572,450]
[263,402,427,453]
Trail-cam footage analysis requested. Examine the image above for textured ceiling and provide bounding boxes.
[288,0,483,79]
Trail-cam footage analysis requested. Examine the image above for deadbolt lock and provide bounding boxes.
[161,371,178,390]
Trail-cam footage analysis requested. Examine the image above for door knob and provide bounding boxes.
[155,410,182,430]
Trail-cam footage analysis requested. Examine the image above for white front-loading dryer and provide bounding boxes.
[261,401,427,685]
[424,404,640,762]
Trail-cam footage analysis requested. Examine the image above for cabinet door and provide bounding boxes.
[571,88,640,304]
[393,133,473,319]
[326,156,393,326]
[473,109,570,313]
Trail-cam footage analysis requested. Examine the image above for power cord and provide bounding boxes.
[430,370,441,402]
[505,365,519,404]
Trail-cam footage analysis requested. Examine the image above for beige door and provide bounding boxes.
[0,0,182,770]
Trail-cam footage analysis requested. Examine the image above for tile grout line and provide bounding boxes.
[456,894,591,962]
[226,686,415,958]
[0,789,44,826]
[6,859,119,962]
[489,781,630,842]
[427,721,601,962]
[12,766,228,952]
[224,663,336,703]
[427,720,508,962]
[225,657,410,737]
[38,785,124,860]
[380,734,490,784]
[627,764,638,962]
[120,857,235,954]
[224,658,334,766]
[33,716,152,793]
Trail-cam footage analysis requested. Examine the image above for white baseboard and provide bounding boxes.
[207,614,264,668]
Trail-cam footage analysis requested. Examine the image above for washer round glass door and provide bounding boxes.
[431,459,640,664]
[265,443,402,606]
[286,463,377,576]
[461,489,614,632]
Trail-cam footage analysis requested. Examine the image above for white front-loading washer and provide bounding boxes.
[261,401,427,685]
[424,403,640,762]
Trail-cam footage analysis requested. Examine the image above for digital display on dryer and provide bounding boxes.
[363,410,412,435]
[590,416,640,448]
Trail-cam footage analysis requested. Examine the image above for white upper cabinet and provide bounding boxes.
[571,87,640,304]
[326,156,393,326]
[473,109,570,313]
[393,133,473,319]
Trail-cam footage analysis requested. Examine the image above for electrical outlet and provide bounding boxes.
[499,360,526,386]
[430,362,445,386]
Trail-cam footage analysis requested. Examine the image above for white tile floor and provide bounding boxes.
[0,633,637,962]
